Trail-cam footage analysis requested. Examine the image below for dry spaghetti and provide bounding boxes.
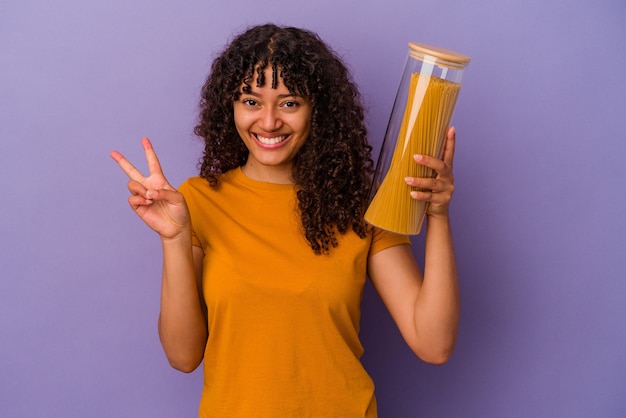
[364,72,461,234]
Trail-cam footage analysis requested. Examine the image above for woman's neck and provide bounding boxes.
[240,161,295,184]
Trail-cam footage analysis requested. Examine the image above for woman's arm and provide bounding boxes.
[111,138,208,372]
[367,127,460,364]
[158,240,207,372]
[368,223,459,364]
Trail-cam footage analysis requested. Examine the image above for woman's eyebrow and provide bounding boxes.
[241,90,301,99]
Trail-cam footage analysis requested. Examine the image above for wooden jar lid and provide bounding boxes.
[408,42,470,67]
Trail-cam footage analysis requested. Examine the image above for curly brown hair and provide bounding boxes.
[194,23,374,254]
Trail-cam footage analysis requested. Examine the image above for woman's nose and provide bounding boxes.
[258,107,283,131]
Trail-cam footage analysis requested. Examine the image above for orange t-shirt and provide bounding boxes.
[178,168,410,418]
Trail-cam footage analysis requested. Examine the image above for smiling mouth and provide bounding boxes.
[255,134,288,145]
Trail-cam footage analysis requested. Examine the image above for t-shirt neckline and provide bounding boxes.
[232,166,296,192]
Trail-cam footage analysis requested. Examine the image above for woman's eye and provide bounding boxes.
[242,99,258,106]
[282,101,298,108]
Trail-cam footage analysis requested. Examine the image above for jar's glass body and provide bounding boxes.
[365,43,470,235]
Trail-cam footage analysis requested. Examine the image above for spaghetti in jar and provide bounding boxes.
[365,42,470,235]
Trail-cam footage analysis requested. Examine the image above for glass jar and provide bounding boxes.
[365,42,470,234]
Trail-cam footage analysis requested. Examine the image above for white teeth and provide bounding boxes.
[256,134,287,145]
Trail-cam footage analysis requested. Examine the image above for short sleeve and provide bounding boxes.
[177,180,202,249]
[369,227,411,256]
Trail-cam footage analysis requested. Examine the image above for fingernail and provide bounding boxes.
[404,177,412,184]
[414,154,423,161]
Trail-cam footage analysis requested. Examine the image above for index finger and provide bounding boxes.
[442,127,456,170]
[110,149,146,182]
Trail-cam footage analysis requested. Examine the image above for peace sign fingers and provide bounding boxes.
[110,137,190,239]
[110,137,171,190]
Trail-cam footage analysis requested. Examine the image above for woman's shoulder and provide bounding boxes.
[369,227,412,255]
[178,176,209,194]
[178,170,244,200]
[178,170,235,191]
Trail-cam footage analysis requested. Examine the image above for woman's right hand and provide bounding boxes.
[110,138,190,240]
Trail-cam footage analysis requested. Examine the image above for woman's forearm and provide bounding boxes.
[413,214,460,363]
[158,233,207,373]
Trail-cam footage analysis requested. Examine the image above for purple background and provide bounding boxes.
[1,0,625,416]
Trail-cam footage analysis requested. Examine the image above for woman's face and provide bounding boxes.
[233,67,311,184]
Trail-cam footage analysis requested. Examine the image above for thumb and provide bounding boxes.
[145,189,184,205]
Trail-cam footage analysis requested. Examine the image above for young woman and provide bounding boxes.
[111,23,459,418]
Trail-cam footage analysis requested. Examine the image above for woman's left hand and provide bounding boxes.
[404,126,456,218]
